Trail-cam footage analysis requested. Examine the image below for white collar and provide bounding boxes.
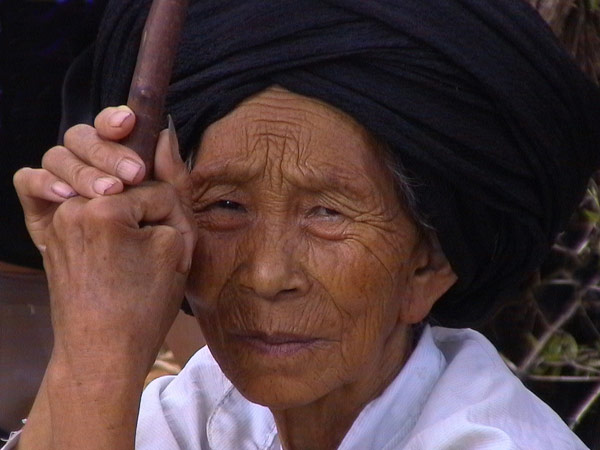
[338,326,445,449]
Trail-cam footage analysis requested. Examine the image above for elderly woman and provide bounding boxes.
[4,0,600,449]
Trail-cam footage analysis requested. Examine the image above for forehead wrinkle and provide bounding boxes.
[242,118,379,202]
[195,88,393,203]
[285,160,379,205]
[236,95,365,146]
[246,119,309,190]
[191,154,261,185]
[195,127,303,189]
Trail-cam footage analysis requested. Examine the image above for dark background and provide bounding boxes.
[0,0,107,268]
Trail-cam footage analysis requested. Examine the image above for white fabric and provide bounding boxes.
[1,326,588,449]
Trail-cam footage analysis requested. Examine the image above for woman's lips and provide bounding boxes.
[233,332,323,356]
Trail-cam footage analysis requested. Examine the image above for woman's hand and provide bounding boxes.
[14,105,196,365]
[12,106,197,450]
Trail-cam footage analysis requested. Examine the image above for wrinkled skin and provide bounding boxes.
[187,87,457,448]
[12,87,456,450]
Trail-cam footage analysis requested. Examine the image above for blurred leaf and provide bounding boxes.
[542,332,579,362]
[582,210,600,224]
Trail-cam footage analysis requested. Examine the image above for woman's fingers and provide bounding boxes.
[42,145,124,198]
[114,181,196,274]
[13,167,72,251]
[28,106,145,203]
[59,107,146,190]
[15,167,76,201]
[63,123,146,185]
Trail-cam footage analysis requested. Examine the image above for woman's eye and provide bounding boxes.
[310,206,341,218]
[213,200,245,211]
[305,205,347,240]
[198,199,246,213]
[194,199,247,231]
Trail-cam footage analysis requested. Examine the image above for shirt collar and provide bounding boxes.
[338,325,445,449]
[207,383,278,450]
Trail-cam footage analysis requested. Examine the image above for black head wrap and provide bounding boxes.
[92,0,600,326]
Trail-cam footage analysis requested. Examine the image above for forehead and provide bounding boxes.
[193,87,394,195]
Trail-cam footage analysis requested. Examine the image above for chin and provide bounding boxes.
[211,346,341,410]
[233,372,330,410]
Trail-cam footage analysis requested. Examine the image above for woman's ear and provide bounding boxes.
[400,234,457,324]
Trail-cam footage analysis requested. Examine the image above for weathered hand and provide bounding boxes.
[13,106,197,375]
[12,108,197,450]
[47,182,195,370]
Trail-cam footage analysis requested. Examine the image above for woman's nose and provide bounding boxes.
[237,225,309,300]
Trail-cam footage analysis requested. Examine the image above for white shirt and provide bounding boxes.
[1,326,588,449]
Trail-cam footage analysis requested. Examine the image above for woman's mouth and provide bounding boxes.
[233,332,323,357]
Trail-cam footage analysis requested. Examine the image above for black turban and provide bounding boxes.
[91,0,600,326]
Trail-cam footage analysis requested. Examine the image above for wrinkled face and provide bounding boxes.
[186,87,431,409]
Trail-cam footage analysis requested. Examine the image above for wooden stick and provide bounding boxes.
[122,0,189,178]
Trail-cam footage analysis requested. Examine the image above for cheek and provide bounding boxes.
[308,228,409,316]
[306,232,410,359]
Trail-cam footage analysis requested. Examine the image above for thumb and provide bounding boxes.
[154,115,191,201]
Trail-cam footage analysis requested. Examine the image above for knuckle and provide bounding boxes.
[53,197,86,227]
[84,197,119,223]
[157,225,179,243]
[12,167,30,189]
[87,140,108,164]
[160,182,179,202]
[51,196,123,240]
[63,123,93,147]
[13,168,48,198]
[68,161,90,186]
[143,181,179,205]
[154,226,184,257]
[41,145,67,169]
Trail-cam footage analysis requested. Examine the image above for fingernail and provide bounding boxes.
[93,177,117,195]
[109,110,132,128]
[116,158,142,182]
[167,114,182,162]
[51,181,77,199]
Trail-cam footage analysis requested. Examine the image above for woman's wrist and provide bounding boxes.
[41,355,142,450]
[46,347,149,396]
